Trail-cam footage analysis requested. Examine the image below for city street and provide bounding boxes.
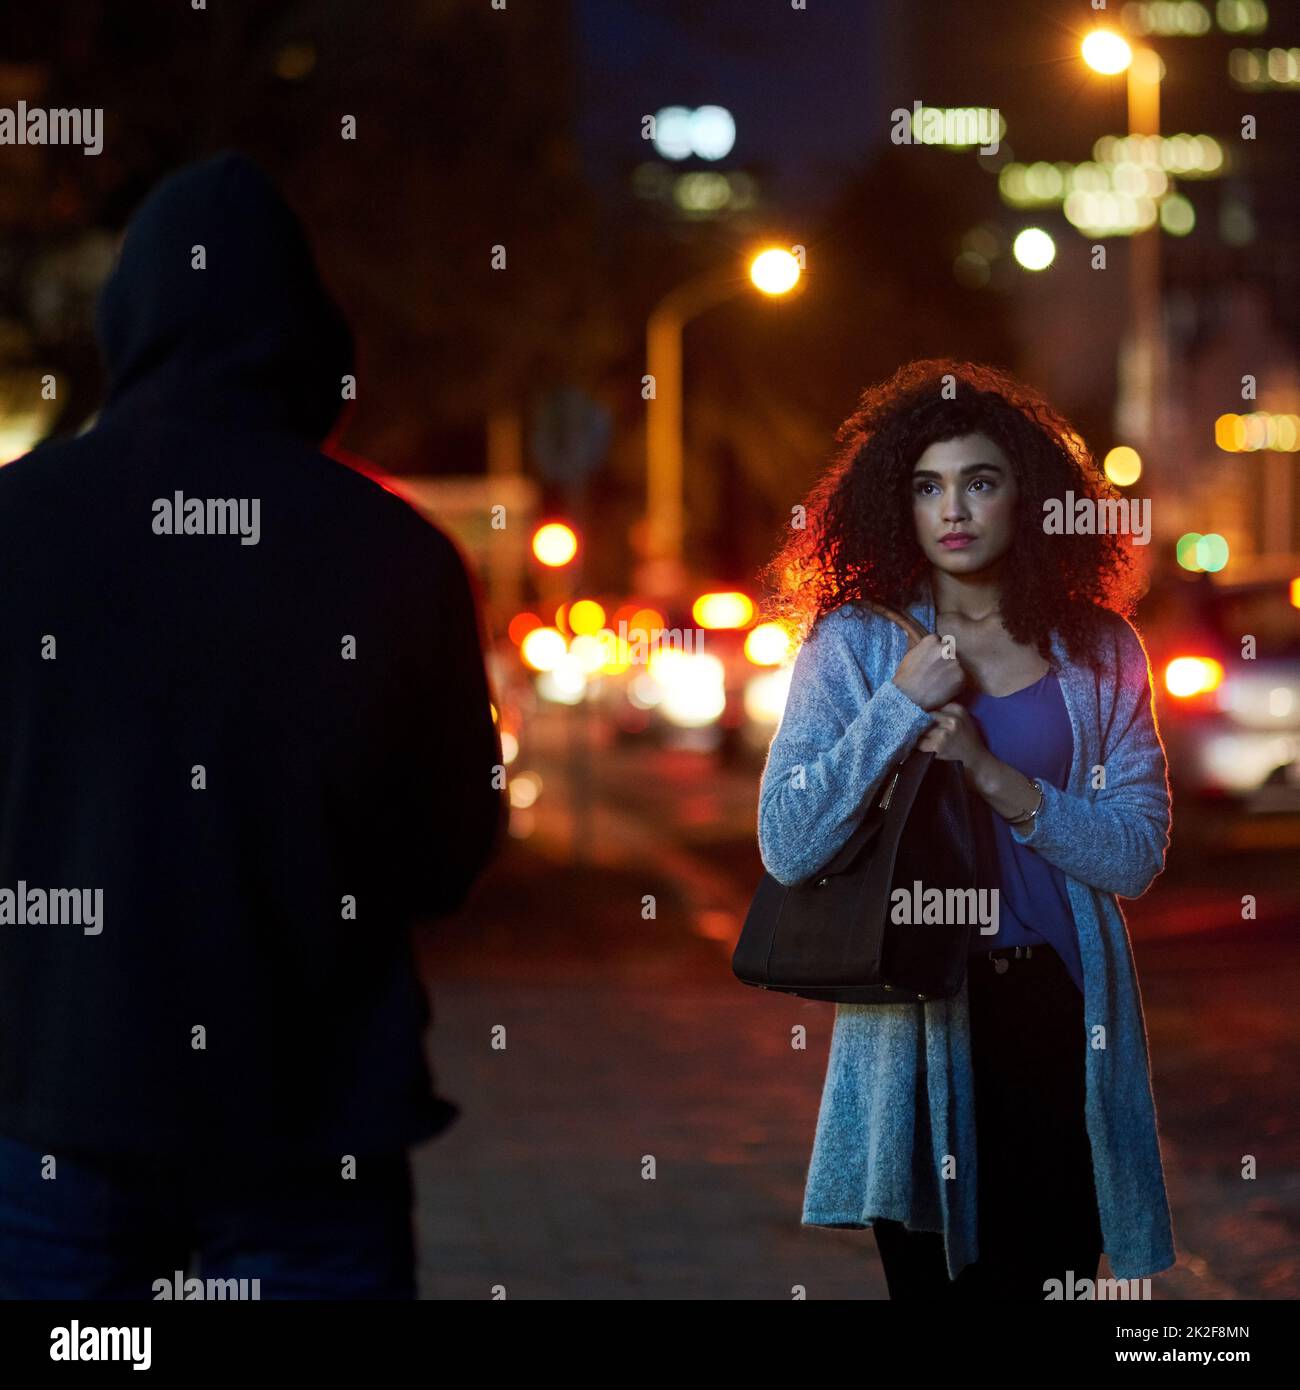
[412,706,1300,1299]
[6,0,1300,1353]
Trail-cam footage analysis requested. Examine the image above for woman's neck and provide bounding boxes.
[929,565,1004,623]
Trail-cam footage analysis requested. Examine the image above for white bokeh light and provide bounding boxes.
[653,106,694,160]
[653,105,736,161]
[689,106,736,160]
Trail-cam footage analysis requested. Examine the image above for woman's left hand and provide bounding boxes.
[916,702,991,783]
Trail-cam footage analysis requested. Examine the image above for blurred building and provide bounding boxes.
[879,0,1300,580]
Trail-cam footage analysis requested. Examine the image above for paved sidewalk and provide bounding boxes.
[407,727,1300,1300]
[412,976,882,1299]
[413,840,888,1299]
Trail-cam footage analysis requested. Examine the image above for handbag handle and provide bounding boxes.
[860,598,940,824]
[859,598,929,647]
[801,598,940,882]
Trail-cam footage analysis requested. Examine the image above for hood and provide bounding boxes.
[95,152,353,441]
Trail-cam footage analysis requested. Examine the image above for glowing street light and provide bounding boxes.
[1081,30,1133,76]
[642,249,802,598]
[749,248,801,296]
[1082,28,1165,482]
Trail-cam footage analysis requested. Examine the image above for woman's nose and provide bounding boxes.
[942,490,969,521]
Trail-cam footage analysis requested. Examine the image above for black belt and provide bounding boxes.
[978,944,1058,968]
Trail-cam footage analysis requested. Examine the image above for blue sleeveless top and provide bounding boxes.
[965,669,1084,995]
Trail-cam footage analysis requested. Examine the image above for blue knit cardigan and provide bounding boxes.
[757,584,1177,1281]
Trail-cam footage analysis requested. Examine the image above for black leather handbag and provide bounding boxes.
[732,602,979,1004]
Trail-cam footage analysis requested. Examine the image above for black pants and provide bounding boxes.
[0,1135,416,1299]
[873,944,1103,1300]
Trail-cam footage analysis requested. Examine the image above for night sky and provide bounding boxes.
[574,0,882,212]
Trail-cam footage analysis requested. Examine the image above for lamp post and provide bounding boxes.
[1082,30,1165,478]
[638,248,801,600]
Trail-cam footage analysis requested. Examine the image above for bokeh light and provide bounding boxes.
[744,622,792,666]
[1164,656,1224,698]
[520,625,567,671]
[693,591,755,629]
[749,249,801,296]
[508,772,541,809]
[1012,227,1055,270]
[1159,193,1196,235]
[1103,445,1143,486]
[508,611,543,646]
[1196,533,1230,572]
[744,667,793,724]
[568,599,605,635]
[531,522,578,567]
[1082,30,1133,75]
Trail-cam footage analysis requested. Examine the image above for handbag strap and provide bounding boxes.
[798,598,938,884]
[858,597,930,646]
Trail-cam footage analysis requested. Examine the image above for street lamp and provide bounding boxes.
[1081,30,1132,76]
[749,249,801,296]
[1082,29,1165,477]
[640,248,801,599]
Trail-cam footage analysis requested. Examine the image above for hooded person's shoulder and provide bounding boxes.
[0,433,95,512]
[312,450,476,580]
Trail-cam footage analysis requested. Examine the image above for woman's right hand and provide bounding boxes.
[891,633,966,711]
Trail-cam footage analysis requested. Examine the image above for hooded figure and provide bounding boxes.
[0,154,506,1173]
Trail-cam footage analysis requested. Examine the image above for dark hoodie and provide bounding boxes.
[0,154,506,1162]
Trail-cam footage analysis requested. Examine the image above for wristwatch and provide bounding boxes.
[1007,778,1044,828]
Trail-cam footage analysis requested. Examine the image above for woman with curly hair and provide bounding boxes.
[757,359,1176,1299]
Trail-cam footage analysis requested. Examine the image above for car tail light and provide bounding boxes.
[1164,656,1225,699]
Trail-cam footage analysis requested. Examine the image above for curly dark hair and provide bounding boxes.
[759,358,1144,665]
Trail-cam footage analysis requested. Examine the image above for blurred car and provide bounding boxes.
[518,589,792,758]
[1137,573,1300,808]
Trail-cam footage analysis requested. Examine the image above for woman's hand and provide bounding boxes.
[919,703,1044,819]
[892,634,965,711]
[916,702,992,784]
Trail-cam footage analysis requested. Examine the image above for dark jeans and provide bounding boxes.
[0,1133,416,1300]
[873,943,1103,1300]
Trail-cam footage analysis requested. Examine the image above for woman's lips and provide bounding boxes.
[939,533,975,549]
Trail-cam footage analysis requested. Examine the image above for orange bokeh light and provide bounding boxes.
[508,611,543,646]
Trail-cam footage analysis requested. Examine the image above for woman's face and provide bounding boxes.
[911,432,1019,578]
